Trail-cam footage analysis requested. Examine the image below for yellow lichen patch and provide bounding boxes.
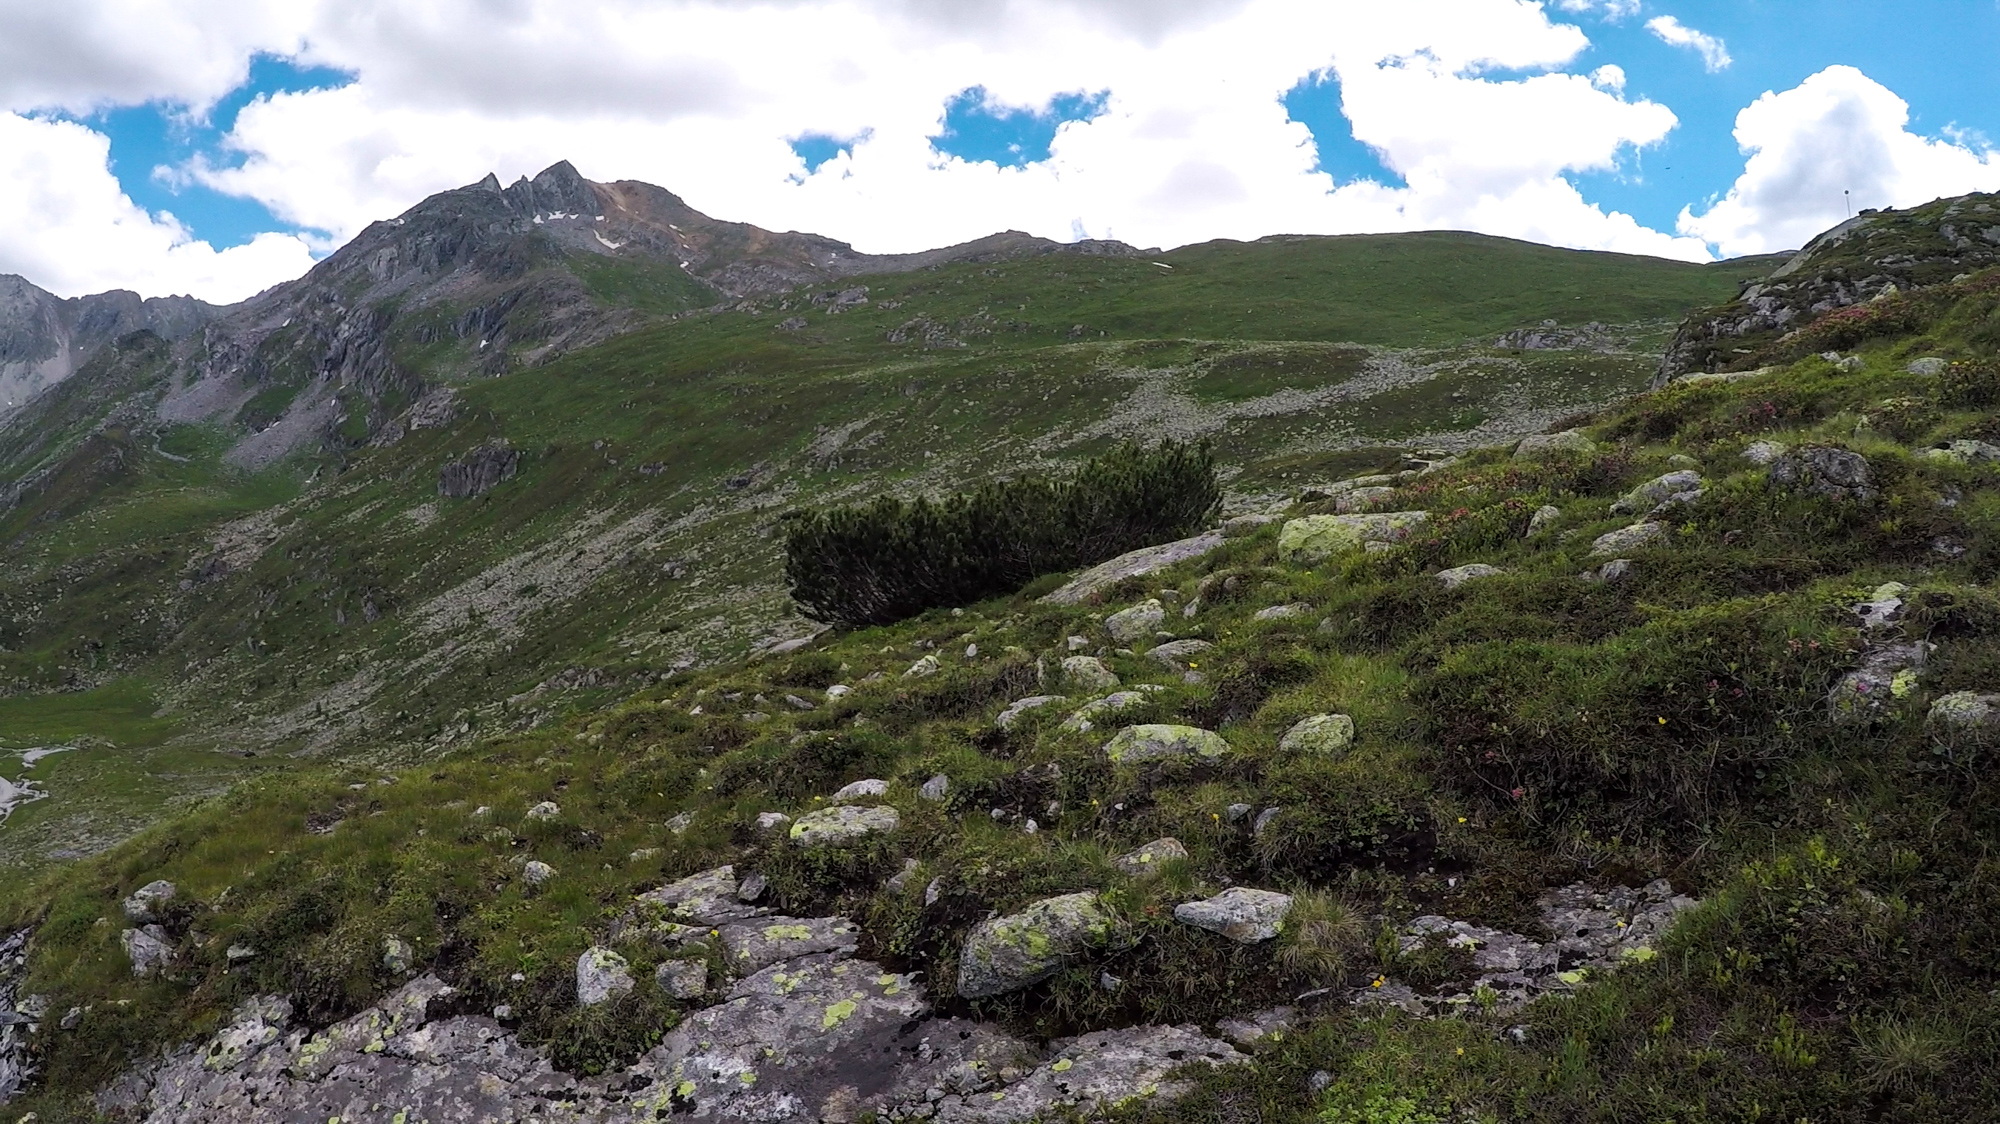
[822,998,859,1029]
[1052,1058,1074,1072]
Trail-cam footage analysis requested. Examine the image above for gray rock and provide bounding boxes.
[1908,356,1949,376]
[577,947,635,1006]
[789,804,899,847]
[904,654,941,678]
[996,695,1066,730]
[438,444,520,499]
[524,800,560,821]
[522,860,556,888]
[713,916,861,974]
[1332,485,1399,514]
[1040,531,1228,605]
[1225,803,1255,823]
[885,858,922,894]
[637,865,770,925]
[1830,641,1929,719]
[1435,563,1505,589]
[1278,713,1355,755]
[1061,690,1159,733]
[1770,446,1876,502]
[783,693,817,712]
[656,960,709,1000]
[1277,512,1431,564]
[1147,639,1212,673]
[1515,429,1595,458]
[1061,656,1120,692]
[920,774,952,802]
[1104,600,1166,643]
[825,684,852,700]
[1854,581,1909,630]
[1252,807,1282,836]
[1222,514,1280,538]
[1742,439,1789,466]
[381,935,415,975]
[830,778,888,803]
[1592,559,1635,583]
[958,892,1124,998]
[1612,470,1704,515]
[1174,888,1294,943]
[737,872,769,902]
[1526,504,1561,536]
[1919,439,2000,464]
[754,811,792,837]
[1929,690,2000,731]
[122,879,177,923]
[1589,522,1668,557]
[1254,602,1310,620]
[1103,724,1230,764]
[1113,838,1188,876]
[121,926,173,978]
[1216,1006,1296,1047]
[1066,635,1091,652]
[930,1024,1244,1123]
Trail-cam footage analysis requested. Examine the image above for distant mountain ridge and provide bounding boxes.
[0,278,212,413]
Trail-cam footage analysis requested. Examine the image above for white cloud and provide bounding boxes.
[1,0,1718,297]
[0,112,316,301]
[1551,0,1641,20]
[1645,15,1731,72]
[1680,65,2000,257]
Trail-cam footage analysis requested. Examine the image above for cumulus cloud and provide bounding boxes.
[1645,16,1731,72]
[1680,65,2000,257]
[1,0,1716,297]
[0,112,316,300]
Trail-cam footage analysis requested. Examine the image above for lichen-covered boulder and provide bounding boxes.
[637,865,769,925]
[1770,445,1876,502]
[1612,470,1704,515]
[713,916,861,974]
[789,804,900,848]
[1278,713,1355,756]
[1929,690,2000,731]
[656,960,709,1000]
[957,892,1124,998]
[1854,581,1910,630]
[996,695,1066,730]
[122,880,177,923]
[1742,439,1788,466]
[577,947,635,1006]
[1147,639,1212,673]
[1103,724,1231,764]
[1278,512,1430,564]
[1174,888,1294,944]
[931,1024,1244,1123]
[1061,689,1161,733]
[1435,563,1505,589]
[1332,485,1399,514]
[1919,439,2000,464]
[121,926,172,978]
[1104,599,1166,643]
[522,860,557,888]
[1589,521,1668,557]
[1060,655,1120,692]
[1515,429,1595,458]
[1830,641,1929,720]
[904,654,941,678]
[829,778,888,803]
[1114,838,1189,876]
[1254,602,1310,620]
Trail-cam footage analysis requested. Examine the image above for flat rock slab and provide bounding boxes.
[996,695,1066,730]
[1174,888,1293,943]
[1147,639,1212,671]
[637,865,769,925]
[714,917,862,974]
[1061,690,1159,733]
[958,892,1123,999]
[1104,724,1230,764]
[790,805,900,848]
[933,1024,1245,1124]
[1435,563,1505,589]
[1040,532,1228,606]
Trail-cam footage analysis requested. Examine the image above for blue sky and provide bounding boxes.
[5,1,2000,300]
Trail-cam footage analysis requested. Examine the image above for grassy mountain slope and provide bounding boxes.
[8,237,2000,1121]
[0,232,1759,869]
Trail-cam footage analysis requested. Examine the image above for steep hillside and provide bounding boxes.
[5,214,2000,1122]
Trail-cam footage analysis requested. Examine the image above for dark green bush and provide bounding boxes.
[782,440,1220,627]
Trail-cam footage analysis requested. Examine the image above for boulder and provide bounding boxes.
[1332,485,1399,514]
[1040,531,1228,605]
[957,892,1123,998]
[1435,563,1505,589]
[1589,522,1668,557]
[1216,1006,1297,1047]
[656,960,709,1000]
[1908,357,1949,376]
[904,654,941,678]
[1919,439,2000,464]
[930,1024,1244,1123]
[1254,602,1310,620]
[121,926,173,978]
[1061,690,1159,733]
[1114,838,1189,875]
[382,935,414,974]
[525,800,560,821]
[754,812,792,838]
[830,779,889,803]
[1104,599,1166,643]
[713,917,861,974]
[1929,690,2000,731]
[1854,581,1909,630]
[1222,513,1280,538]
[1612,470,1704,515]
[1060,655,1121,692]
[789,805,899,848]
[1277,512,1431,564]
[1830,641,1929,719]
[438,444,520,499]
[1147,639,1212,673]
[1515,429,1595,458]
[122,879,177,923]
[1741,440,1787,466]
[1590,559,1635,583]
[920,774,951,802]
[638,865,769,925]
[996,695,1066,730]
[1174,888,1294,944]
[1769,446,1877,502]
[1278,713,1355,755]
[522,860,556,888]
[577,947,635,1006]
[1526,505,1561,536]
[1103,724,1231,764]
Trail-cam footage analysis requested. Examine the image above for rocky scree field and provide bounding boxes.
[2,200,2000,1121]
[0,165,1763,870]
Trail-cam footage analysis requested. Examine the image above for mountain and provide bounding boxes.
[0,276,212,414]
[8,189,2000,1123]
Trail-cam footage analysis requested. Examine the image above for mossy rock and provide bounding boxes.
[1103,724,1231,764]
[957,891,1124,998]
[1277,512,1431,565]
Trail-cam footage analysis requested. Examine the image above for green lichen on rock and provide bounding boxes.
[1104,723,1231,764]
[1277,713,1355,756]
[957,891,1124,998]
[1277,512,1430,564]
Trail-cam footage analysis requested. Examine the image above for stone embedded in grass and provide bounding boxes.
[755,812,792,837]
[1223,513,1280,538]
[1435,564,1505,590]
[639,865,769,925]
[1589,559,1635,583]
[524,801,560,822]
[1919,439,2000,464]
[1526,505,1561,536]
[1114,837,1189,875]
[957,891,1125,998]
[788,804,899,848]
[121,926,172,978]
[1147,638,1212,673]
[1279,713,1355,757]
[1105,599,1166,643]
[783,694,817,711]
[1277,512,1431,564]
[1217,1006,1297,1047]
[1332,486,1399,514]
[829,778,888,803]
[381,936,415,974]
[903,654,940,678]
[657,959,709,1000]
[1612,470,1704,515]
[1514,429,1595,458]
[962,1024,1246,1120]
[577,947,635,1006]
[1908,356,1948,376]
[1252,807,1282,836]
[1063,689,1162,733]
[1174,888,1294,944]
[1928,690,2000,731]
[1103,723,1231,764]
[1061,655,1121,692]
[1040,531,1228,605]
[522,860,556,888]
[738,873,768,902]
[1855,583,1909,630]
[1769,446,1876,502]
[996,695,1067,730]
[1830,641,1930,720]
[122,879,176,923]
[1254,602,1310,620]
[1589,522,1667,557]
[825,684,852,700]
[919,774,951,801]
[1742,439,1788,466]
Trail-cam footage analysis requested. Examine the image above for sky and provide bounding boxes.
[1,0,1997,303]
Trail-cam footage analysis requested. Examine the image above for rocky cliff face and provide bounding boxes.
[0,276,213,415]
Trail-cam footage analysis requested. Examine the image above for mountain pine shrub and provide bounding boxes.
[782,440,1220,627]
